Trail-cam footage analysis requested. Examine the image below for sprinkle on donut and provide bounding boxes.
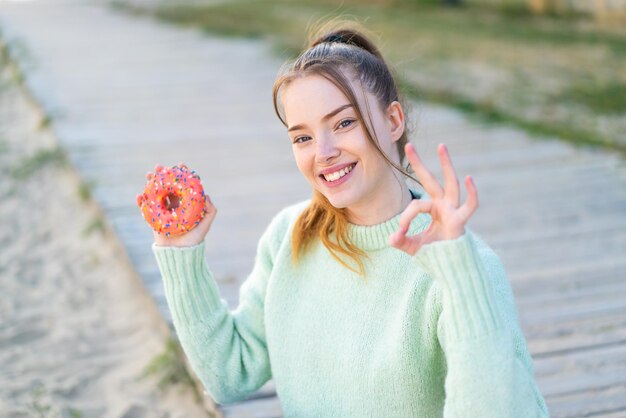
[136,164,207,237]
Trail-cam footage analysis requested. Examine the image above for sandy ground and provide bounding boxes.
[0,56,212,417]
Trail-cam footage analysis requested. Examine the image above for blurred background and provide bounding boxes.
[1,0,625,417]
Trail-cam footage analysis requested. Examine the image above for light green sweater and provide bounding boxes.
[152,189,550,417]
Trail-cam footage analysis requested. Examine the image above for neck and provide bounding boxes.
[345,179,414,226]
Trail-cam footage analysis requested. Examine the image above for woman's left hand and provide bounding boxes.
[389,143,479,256]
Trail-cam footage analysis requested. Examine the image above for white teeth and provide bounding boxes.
[323,163,354,182]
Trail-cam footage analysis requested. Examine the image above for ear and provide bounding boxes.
[386,101,405,143]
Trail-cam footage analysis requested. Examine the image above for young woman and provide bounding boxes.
[150,21,550,417]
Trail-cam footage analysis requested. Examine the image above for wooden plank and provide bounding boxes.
[220,396,283,418]
[545,385,626,418]
[527,313,626,356]
[538,362,626,398]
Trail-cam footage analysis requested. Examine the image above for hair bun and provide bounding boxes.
[310,27,382,61]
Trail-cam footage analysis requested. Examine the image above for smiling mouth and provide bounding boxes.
[319,162,357,183]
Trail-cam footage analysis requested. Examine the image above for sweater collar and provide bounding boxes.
[345,188,431,251]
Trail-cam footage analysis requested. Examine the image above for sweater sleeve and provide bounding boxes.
[151,213,284,405]
[414,231,551,418]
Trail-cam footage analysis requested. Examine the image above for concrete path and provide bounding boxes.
[1,1,625,417]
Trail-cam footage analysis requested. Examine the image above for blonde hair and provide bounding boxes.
[272,18,419,276]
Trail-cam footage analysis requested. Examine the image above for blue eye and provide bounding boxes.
[293,136,311,144]
[338,119,355,129]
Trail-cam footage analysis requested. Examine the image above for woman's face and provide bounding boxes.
[280,72,405,222]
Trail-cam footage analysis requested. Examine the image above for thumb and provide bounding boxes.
[388,225,408,248]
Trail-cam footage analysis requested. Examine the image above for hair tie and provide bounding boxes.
[323,33,356,46]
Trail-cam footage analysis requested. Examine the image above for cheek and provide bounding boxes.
[293,149,312,177]
[354,136,380,167]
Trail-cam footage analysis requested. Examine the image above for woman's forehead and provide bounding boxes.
[281,73,369,121]
[284,74,348,100]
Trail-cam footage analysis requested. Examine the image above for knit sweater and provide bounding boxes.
[151,189,550,417]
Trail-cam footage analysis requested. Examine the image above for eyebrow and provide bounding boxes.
[287,104,353,132]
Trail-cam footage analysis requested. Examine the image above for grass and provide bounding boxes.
[398,79,621,150]
[28,382,83,418]
[77,178,98,203]
[28,384,59,418]
[556,81,626,115]
[38,114,53,130]
[0,36,34,87]
[81,215,106,238]
[9,146,70,180]
[141,336,202,402]
[111,0,626,152]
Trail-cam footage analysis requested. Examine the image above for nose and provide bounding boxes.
[315,134,340,164]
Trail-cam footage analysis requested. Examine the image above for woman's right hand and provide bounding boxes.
[152,194,218,248]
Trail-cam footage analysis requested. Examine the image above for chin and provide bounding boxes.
[321,191,352,209]
[326,198,346,209]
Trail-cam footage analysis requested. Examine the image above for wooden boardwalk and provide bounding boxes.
[1,1,625,416]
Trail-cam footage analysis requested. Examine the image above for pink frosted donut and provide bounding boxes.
[136,164,207,237]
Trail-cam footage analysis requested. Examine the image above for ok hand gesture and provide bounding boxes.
[389,143,479,256]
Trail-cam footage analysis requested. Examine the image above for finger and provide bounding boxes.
[405,143,444,199]
[398,198,432,232]
[457,175,479,221]
[389,229,424,255]
[438,143,460,207]
[136,193,145,207]
[389,221,433,256]
[390,199,432,254]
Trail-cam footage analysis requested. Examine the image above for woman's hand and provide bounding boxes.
[152,190,218,248]
[153,196,217,247]
[389,143,478,256]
